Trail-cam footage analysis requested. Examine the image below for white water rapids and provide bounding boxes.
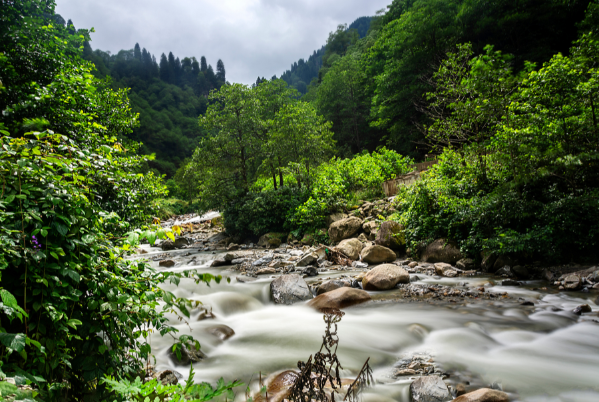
[134,246,599,402]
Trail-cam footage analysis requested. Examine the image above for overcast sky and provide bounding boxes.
[55,0,391,85]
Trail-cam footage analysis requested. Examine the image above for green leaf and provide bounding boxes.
[0,333,27,352]
[4,194,15,204]
[67,319,82,330]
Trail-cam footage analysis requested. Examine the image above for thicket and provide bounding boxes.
[0,2,222,400]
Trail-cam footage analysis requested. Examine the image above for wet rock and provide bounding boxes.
[362,220,379,235]
[445,269,459,277]
[495,266,513,277]
[481,251,497,272]
[326,212,349,227]
[307,287,371,310]
[452,388,509,402]
[257,232,286,248]
[210,257,228,267]
[410,375,451,402]
[456,258,475,270]
[256,267,277,275]
[253,370,298,402]
[302,266,318,276]
[174,237,190,248]
[564,274,582,290]
[572,304,592,315]
[317,280,351,295]
[159,259,175,267]
[301,234,314,245]
[296,253,318,267]
[352,261,368,268]
[520,301,534,306]
[168,343,206,366]
[336,238,364,260]
[328,216,363,243]
[493,255,515,272]
[236,276,256,283]
[408,261,418,268]
[394,369,416,376]
[434,263,453,276]
[161,239,176,251]
[223,253,237,262]
[153,370,179,385]
[227,243,239,251]
[362,264,409,290]
[205,324,235,341]
[512,265,529,278]
[270,274,312,305]
[455,383,467,397]
[375,221,404,250]
[501,279,520,286]
[421,239,462,265]
[361,244,396,264]
[253,255,273,266]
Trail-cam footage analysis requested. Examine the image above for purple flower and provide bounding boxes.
[31,235,41,249]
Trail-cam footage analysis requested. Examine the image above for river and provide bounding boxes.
[134,245,599,402]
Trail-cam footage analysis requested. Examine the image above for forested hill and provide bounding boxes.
[278,16,372,94]
[82,39,227,177]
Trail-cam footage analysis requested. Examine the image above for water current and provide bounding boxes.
[134,245,599,402]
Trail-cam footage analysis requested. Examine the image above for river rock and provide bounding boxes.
[481,251,497,272]
[256,267,276,275]
[159,259,175,267]
[210,257,228,267]
[336,238,364,260]
[307,287,371,310]
[174,237,190,248]
[420,239,463,265]
[205,324,235,340]
[258,233,286,248]
[153,370,179,385]
[362,220,379,234]
[361,245,396,264]
[410,375,451,402]
[236,276,257,283]
[495,266,513,277]
[512,265,529,278]
[434,263,453,276]
[270,274,312,305]
[317,280,352,295]
[564,274,582,290]
[328,216,363,243]
[224,252,236,262]
[326,212,349,227]
[375,221,404,250]
[253,370,298,402]
[302,266,318,276]
[161,239,176,251]
[168,343,206,366]
[493,255,515,272]
[362,264,409,290]
[296,253,318,267]
[227,243,239,251]
[357,233,368,242]
[572,304,592,315]
[452,388,509,402]
[456,258,475,270]
[253,255,273,266]
[501,279,520,286]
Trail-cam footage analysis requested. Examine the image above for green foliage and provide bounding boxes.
[103,365,242,402]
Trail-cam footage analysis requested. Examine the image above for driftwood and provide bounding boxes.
[321,246,352,267]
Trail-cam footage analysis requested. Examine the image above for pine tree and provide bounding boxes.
[191,57,200,75]
[168,52,176,84]
[66,18,75,34]
[200,56,208,72]
[134,43,142,61]
[159,53,169,82]
[216,59,226,82]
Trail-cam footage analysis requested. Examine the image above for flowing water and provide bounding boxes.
[134,246,599,402]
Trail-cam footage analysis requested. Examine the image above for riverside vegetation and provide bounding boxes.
[1,0,599,401]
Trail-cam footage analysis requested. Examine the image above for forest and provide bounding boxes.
[1,0,599,401]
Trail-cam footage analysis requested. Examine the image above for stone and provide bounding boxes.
[302,266,318,276]
[227,243,239,251]
[236,276,256,283]
[408,261,418,268]
[495,266,513,277]
[452,388,509,402]
[361,245,396,264]
[572,304,592,315]
[456,258,475,270]
[434,263,453,276]
[512,265,529,278]
[362,220,379,234]
[326,212,349,227]
[357,233,368,242]
[307,287,371,310]
[174,237,190,248]
[257,233,286,248]
[481,251,497,272]
[394,369,416,376]
[253,255,273,266]
[153,370,179,385]
[252,370,298,402]
[444,269,458,277]
[352,261,369,269]
[205,324,235,341]
[296,253,318,267]
[256,267,277,275]
[231,258,246,264]
[161,240,176,251]
[375,221,404,250]
[159,259,175,267]
[210,257,228,267]
[564,275,582,290]
[362,264,409,291]
[336,238,364,260]
[501,279,520,286]
[168,343,206,366]
[224,253,236,262]
[301,234,314,245]
[328,216,363,243]
[317,280,352,295]
[420,239,463,265]
[270,274,312,305]
[455,383,467,397]
[410,375,451,402]
[493,255,515,272]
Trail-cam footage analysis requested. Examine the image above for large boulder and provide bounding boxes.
[420,239,463,264]
[257,232,286,248]
[270,274,312,305]
[375,221,404,250]
[564,274,582,290]
[161,239,176,251]
[328,217,363,243]
[317,280,352,295]
[361,245,396,264]
[362,264,409,290]
[326,212,349,228]
[452,388,509,402]
[296,253,318,267]
[307,287,371,310]
[335,238,364,260]
[174,237,190,248]
[168,343,206,366]
[410,376,451,402]
[481,251,497,272]
[492,255,515,272]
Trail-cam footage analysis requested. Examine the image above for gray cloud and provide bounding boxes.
[55,0,391,85]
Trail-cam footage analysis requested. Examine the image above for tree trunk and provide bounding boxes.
[278,157,284,187]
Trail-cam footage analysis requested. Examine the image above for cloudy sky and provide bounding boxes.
[55,0,391,85]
